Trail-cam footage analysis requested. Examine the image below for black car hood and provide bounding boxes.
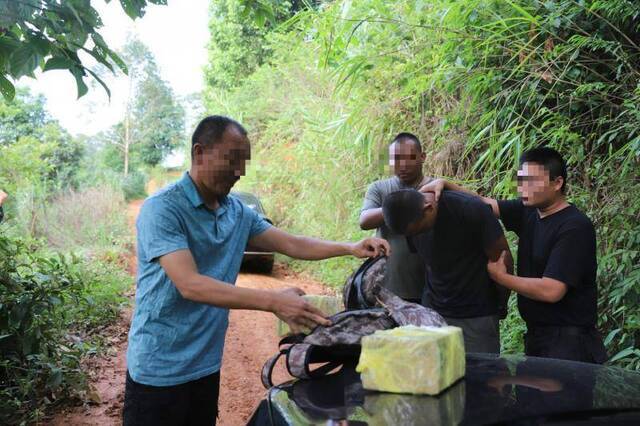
[248,353,640,425]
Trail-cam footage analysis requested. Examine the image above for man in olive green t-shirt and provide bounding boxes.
[360,133,431,302]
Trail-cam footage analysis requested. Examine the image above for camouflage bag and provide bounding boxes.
[261,256,446,389]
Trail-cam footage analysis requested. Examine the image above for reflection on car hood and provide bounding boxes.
[248,353,640,425]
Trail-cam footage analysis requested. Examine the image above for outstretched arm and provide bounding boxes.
[249,226,390,260]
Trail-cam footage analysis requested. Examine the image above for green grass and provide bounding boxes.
[207,0,640,369]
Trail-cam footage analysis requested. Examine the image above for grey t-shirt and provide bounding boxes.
[361,176,430,299]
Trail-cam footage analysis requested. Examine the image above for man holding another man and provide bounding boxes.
[422,147,606,363]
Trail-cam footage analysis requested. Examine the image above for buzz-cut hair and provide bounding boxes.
[382,189,425,234]
[391,132,422,153]
[520,146,567,193]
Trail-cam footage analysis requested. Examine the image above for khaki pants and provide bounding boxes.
[443,315,500,354]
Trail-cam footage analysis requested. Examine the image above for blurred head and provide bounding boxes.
[388,132,426,185]
[382,189,437,235]
[191,115,249,196]
[517,147,567,207]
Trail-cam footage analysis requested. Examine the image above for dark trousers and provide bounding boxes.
[123,370,220,426]
[525,326,607,364]
[443,315,501,354]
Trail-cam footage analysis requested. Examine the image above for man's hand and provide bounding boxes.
[350,237,390,258]
[0,190,8,206]
[488,250,508,281]
[271,287,332,334]
[419,178,445,201]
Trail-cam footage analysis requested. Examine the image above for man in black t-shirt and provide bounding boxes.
[423,147,607,364]
[382,189,512,353]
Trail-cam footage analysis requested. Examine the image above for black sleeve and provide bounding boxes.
[543,221,596,288]
[0,206,4,224]
[497,198,524,235]
[463,198,504,251]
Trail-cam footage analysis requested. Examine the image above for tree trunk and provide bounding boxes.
[124,113,130,177]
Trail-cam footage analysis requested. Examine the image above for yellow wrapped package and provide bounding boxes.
[276,295,343,336]
[356,325,465,395]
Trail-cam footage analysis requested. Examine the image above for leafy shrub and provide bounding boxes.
[0,232,131,425]
[121,171,148,201]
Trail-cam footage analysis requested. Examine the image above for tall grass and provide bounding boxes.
[206,0,640,368]
[32,186,130,256]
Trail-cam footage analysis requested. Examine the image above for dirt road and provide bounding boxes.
[50,200,334,425]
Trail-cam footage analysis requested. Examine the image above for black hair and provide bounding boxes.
[519,146,567,192]
[382,189,425,234]
[191,115,247,158]
[391,132,422,153]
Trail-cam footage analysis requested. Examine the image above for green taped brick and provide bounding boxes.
[276,295,343,336]
[356,325,465,395]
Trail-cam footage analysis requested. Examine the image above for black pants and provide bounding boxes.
[123,370,220,426]
[525,326,607,364]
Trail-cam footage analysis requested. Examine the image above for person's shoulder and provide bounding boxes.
[442,190,477,207]
[368,177,400,193]
[140,183,183,217]
[560,205,594,231]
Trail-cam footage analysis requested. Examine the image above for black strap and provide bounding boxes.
[261,349,287,389]
[354,256,384,309]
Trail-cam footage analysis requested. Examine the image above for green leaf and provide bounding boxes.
[609,347,635,363]
[8,45,40,78]
[0,74,15,100]
[70,67,88,99]
[47,367,63,389]
[43,56,77,71]
[86,68,111,99]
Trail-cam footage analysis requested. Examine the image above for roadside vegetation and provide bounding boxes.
[1,34,184,426]
[205,0,640,369]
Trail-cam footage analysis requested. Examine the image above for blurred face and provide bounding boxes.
[193,126,250,196]
[389,141,425,184]
[517,162,563,207]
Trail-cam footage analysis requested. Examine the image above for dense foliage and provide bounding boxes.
[205,0,640,368]
[0,0,167,100]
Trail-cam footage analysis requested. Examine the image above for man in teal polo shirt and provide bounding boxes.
[123,115,389,426]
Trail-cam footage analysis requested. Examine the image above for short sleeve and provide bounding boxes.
[137,198,189,262]
[543,222,595,288]
[463,198,504,251]
[247,206,272,238]
[497,198,524,234]
[361,182,383,212]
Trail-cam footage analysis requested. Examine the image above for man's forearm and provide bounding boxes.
[493,272,564,303]
[283,235,354,260]
[180,274,277,310]
[359,208,384,230]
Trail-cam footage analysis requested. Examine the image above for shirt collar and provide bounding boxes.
[179,172,205,208]
[179,172,229,214]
